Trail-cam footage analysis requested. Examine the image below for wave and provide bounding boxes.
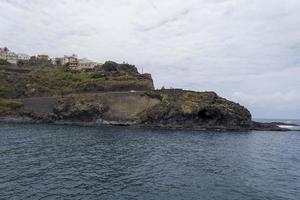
[278,125,300,131]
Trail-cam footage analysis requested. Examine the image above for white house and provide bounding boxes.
[77,58,97,70]
[50,57,55,65]
[49,54,77,66]
[61,54,78,65]
[17,53,30,61]
[6,52,18,64]
[0,47,18,64]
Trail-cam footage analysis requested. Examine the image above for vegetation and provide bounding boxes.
[0,59,10,65]
[53,94,107,121]
[102,61,138,75]
[17,59,55,68]
[0,99,23,116]
[32,67,92,95]
[0,66,91,98]
[0,61,154,98]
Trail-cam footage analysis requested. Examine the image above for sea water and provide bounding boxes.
[0,122,300,200]
[255,118,300,131]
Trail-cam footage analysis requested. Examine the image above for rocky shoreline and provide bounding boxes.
[0,115,291,131]
[0,90,291,131]
[0,62,295,132]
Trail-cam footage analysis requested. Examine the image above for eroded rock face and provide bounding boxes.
[51,93,160,124]
[5,89,287,131]
[50,90,253,130]
[138,90,252,129]
[53,95,108,121]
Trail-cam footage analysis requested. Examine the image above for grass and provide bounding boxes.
[0,67,92,97]
[32,67,92,95]
[0,59,10,65]
[0,64,154,98]
[0,99,23,116]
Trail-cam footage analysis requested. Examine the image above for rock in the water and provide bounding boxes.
[138,89,252,129]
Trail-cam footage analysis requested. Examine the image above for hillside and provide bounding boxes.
[0,60,287,131]
[0,61,154,98]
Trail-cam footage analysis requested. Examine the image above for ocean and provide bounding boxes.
[0,122,300,200]
[254,118,300,131]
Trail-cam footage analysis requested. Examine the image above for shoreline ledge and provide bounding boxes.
[0,116,292,131]
[0,89,291,131]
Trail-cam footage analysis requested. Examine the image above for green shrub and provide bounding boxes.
[0,59,10,65]
[102,61,118,72]
[0,99,23,115]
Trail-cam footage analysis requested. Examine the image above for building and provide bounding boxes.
[76,58,97,70]
[49,55,77,66]
[0,50,5,60]
[65,54,78,67]
[0,47,9,60]
[6,52,18,64]
[49,57,62,65]
[1,47,30,64]
[54,54,78,66]
[54,57,64,66]
[18,53,30,61]
[50,58,55,65]
[30,56,36,61]
[37,54,49,61]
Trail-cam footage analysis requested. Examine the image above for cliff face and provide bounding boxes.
[52,93,160,124]
[138,90,252,129]
[11,90,263,130]
[0,61,287,131]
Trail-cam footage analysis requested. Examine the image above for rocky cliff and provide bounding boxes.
[0,61,287,131]
[1,90,285,131]
[138,90,253,129]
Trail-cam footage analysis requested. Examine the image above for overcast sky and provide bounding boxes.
[0,0,299,119]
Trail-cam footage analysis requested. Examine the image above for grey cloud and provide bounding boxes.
[140,9,190,32]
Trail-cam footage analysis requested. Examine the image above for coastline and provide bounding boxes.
[0,115,292,132]
[1,63,298,132]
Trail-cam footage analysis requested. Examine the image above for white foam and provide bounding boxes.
[278,125,300,131]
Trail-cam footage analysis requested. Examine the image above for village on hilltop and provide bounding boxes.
[0,46,102,71]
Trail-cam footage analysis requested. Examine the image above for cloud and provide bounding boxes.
[232,91,300,119]
[0,0,299,118]
[140,8,190,32]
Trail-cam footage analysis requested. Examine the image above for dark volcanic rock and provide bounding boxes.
[138,89,253,130]
[250,121,289,131]
[102,61,138,75]
[53,95,109,121]
[0,89,290,131]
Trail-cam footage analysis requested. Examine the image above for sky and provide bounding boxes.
[0,0,299,119]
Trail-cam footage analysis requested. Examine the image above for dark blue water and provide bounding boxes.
[1,123,300,200]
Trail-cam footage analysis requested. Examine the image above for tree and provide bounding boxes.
[0,59,10,65]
